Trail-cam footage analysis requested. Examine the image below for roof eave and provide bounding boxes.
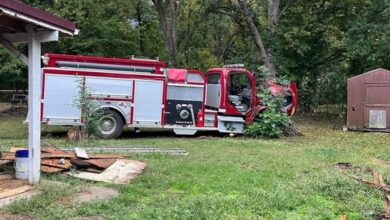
[0,7,78,36]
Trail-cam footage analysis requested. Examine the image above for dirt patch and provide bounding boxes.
[335,162,390,219]
[0,105,27,117]
[73,187,118,204]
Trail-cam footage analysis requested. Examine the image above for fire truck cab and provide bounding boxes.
[40,54,297,138]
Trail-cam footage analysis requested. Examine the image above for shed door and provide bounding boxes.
[364,84,390,128]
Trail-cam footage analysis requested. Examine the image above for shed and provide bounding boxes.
[347,68,390,131]
[0,0,77,184]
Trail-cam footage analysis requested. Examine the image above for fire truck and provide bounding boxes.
[40,54,298,138]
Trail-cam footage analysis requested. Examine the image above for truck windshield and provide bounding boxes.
[228,73,251,112]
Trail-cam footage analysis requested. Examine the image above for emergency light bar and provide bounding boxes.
[223,64,245,68]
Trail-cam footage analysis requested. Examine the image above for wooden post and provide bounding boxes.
[27,25,41,184]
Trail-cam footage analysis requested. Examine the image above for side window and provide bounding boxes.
[228,73,252,112]
[208,74,220,84]
[229,74,250,95]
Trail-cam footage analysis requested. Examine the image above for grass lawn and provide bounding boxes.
[1,114,390,219]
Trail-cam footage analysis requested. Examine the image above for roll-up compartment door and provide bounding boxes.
[132,80,164,125]
[43,75,81,125]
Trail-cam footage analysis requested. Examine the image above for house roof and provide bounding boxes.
[0,0,77,35]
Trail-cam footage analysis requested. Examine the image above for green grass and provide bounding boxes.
[1,115,390,219]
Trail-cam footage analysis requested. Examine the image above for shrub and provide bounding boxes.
[72,79,104,139]
[245,89,293,138]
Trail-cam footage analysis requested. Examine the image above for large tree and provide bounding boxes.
[151,0,181,67]
[237,0,278,78]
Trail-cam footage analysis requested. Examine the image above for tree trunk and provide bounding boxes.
[152,0,180,67]
[267,0,280,33]
[136,1,144,55]
[237,0,277,78]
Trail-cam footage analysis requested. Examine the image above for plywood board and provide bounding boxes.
[67,159,146,184]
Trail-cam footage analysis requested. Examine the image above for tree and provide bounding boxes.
[237,0,278,78]
[151,0,181,67]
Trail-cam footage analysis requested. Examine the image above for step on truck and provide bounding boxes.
[40,54,298,138]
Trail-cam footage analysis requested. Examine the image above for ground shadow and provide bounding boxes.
[41,127,228,140]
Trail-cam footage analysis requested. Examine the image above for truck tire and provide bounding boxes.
[95,109,124,139]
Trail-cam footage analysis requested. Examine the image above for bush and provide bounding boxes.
[245,89,293,138]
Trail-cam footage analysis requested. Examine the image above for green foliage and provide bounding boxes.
[0,48,26,91]
[245,89,293,138]
[0,0,388,111]
[72,79,103,137]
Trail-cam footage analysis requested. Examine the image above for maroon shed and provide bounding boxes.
[348,68,390,131]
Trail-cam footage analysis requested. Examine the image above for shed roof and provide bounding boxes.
[348,68,390,81]
[0,0,77,35]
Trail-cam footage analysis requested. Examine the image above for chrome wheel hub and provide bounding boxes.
[99,116,117,134]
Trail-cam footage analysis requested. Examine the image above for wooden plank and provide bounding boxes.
[0,185,32,199]
[40,165,64,174]
[41,148,68,155]
[41,159,72,170]
[0,160,12,165]
[0,152,15,160]
[86,159,116,170]
[9,147,27,153]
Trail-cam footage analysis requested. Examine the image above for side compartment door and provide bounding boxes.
[43,74,81,125]
[132,80,164,126]
[206,73,221,109]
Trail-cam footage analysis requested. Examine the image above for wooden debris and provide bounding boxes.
[0,152,15,160]
[70,158,90,168]
[41,159,72,170]
[74,147,89,159]
[41,165,65,174]
[336,162,390,219]
[68,159,147,184]
[41,148,69,155]
[1,147,133,175]
[0,185,32,199]
[86,159,116,170]
[9,147,27,153]
[0,160,12,166]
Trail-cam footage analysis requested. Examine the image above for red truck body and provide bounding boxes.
[41,54,298,138]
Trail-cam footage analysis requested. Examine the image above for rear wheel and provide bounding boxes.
[95,109,124,139]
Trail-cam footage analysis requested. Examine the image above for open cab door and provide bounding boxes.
[268,81,298,116]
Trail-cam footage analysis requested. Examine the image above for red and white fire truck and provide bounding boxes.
[40,54,298,138]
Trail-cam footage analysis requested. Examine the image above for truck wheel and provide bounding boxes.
[95,109,124,139]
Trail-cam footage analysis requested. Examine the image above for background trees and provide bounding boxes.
[0,0,388,113]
